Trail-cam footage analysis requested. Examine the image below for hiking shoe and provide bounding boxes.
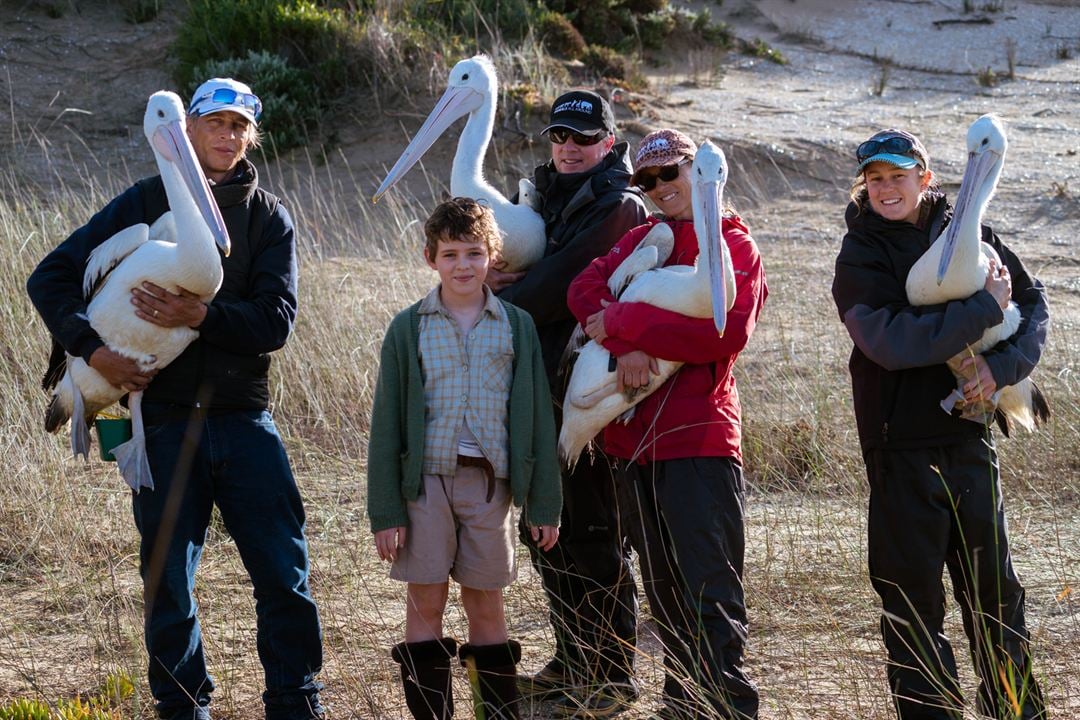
[550,681,639,718]
[517,660,570,698]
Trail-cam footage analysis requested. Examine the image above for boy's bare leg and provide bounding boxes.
[406,582,450,642]
[461,586,508,644]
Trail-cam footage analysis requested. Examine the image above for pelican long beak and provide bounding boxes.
[153,120,231,257]
[372,85,483,203]
[936,148,999,284]
[698,178,732,334]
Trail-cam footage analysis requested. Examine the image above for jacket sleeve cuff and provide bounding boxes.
[369,510,409,533]
[77,337,105,365]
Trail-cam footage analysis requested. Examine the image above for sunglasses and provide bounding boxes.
[856,135,916,163]
[636,158,690,191]
[548,128,608,146]
[190,88,263,121]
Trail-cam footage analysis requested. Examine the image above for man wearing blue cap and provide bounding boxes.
[27,78,324,720]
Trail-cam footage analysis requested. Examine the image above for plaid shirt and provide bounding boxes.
[418,285,513,478]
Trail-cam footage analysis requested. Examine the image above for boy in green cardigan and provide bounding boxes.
[367,197,562,719]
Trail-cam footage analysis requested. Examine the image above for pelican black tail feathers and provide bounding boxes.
[1030,379,1051,427]
[44,394,69,434]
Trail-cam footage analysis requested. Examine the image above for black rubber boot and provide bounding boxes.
[392,638,458,719]
[459,640,522,720]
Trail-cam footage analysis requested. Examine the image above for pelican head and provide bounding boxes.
[373,55,496,202]
[144,91,230,256]
[691,140,734,333]
[936,113,1007,284]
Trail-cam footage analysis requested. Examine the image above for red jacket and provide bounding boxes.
[567,214,767,463]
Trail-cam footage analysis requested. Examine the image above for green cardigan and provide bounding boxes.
[366,298,563,531]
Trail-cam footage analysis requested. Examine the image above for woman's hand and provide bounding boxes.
[983,258,1012,311]
[616,351,659,393]
[530,524,559,552]
[958,354,998,404]
[374,526,407,562]
[584,300,612,342]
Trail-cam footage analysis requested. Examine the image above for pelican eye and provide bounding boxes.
[462,73,470,81]
[981,138,988,145]
[157,109,165,118]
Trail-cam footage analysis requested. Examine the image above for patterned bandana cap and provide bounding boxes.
[631,128,697,185]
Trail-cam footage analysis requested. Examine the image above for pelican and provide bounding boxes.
[44,90,230,489]
[905,113,1049,434]
[559,140,736,467]
[372,55,545,271]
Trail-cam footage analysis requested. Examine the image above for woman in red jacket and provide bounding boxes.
[567,129,768,720]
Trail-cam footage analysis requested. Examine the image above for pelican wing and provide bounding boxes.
[83,223,151,298]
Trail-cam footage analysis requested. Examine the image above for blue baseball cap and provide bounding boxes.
[856,129,929,172]
[188,78,262,125]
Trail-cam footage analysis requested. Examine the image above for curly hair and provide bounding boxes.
[423,197,503,259]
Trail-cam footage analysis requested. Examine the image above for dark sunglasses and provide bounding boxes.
[190,88,263,121]
[856,135,915,162]
[547,128,607,146]
[636,158,689,191]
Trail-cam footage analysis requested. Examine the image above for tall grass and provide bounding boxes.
[1,130,1077,719]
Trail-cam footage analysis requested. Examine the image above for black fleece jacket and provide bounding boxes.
[27,159,297,411]
[831,192,1049,451]
[498,141,648,387]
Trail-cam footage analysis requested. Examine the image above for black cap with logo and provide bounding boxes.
[541,90,615,137]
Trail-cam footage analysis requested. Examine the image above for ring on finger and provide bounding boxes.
[153,309,159,318]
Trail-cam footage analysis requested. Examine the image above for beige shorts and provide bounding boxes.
[390,463,516,590]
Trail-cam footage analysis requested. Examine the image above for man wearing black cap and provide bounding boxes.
[27,79,324,720]
[487,89,647,717]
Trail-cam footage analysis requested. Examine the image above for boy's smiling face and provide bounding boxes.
[425,236,491,304]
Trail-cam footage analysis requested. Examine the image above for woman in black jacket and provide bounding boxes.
[831,128,1047,720]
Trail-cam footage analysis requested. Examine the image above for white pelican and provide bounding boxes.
[905,113,1049,433]
[559,140,736,467]
[371,55,545,272]
[45,90,230,489]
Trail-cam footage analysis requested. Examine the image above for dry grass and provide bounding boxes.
[0,145,1077,720]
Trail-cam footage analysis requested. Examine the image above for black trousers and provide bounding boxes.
[520,454,638,686]
[865,439,1045,720]
[616,456,758,719]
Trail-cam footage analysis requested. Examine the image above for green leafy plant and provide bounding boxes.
[746,37,787,64]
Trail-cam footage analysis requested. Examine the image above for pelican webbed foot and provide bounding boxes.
[111,391,154,491]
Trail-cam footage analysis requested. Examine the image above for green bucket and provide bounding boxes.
[95,417,132,462]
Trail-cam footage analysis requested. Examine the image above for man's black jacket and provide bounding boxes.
[27,159,297,411]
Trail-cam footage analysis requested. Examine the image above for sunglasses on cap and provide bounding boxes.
[190,88,263,121]
[547,128,608,146]
[636,158,690,191]
[856,135,917,163]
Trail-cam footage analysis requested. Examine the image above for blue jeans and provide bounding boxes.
[133,405,324,720]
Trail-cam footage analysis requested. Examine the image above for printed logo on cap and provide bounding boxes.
[640,137,671,155]
[554,99,594,115]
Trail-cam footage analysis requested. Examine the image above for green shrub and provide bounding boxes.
[410,0,539,44]
[582,44,646,88]
[174,0,365,92]
[192,50,318,152]
[536,9,587,59]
